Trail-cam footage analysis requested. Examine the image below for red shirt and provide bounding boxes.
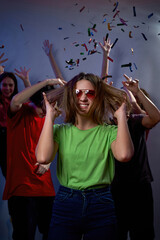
[3,103,55,200]
[0,95,10,127]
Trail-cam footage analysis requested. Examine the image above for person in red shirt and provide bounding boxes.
[3,78,65,240]
[0,68,31,178]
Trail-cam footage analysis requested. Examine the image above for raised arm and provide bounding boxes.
[99,37,112,84]
[111,102,134,162]
[35,93,60,164]
[10,78,64,113]
[123,74,160,128]
[0,52,8,74]
[43,40,64,80]
[14,66,31,87]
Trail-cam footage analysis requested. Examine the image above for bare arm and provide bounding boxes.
[123,74,160,128]
[99,38,113,84]
[43,40,64,80]
[111,102,134,162]
[35,93,60,164]
[14,66,31,87]
[10,78,63,113]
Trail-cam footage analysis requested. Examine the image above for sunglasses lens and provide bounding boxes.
[75,89,82,98]
[86,90,95,99]
[75,89,95,99]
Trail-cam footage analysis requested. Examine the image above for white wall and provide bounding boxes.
[0,0,160,239]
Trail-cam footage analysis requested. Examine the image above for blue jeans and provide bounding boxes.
[48,185,117,240]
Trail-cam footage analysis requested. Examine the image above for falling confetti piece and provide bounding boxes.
[64,37,69,40]
[131,48,134,54]
[88,28,91,36]
[133,63,137,69]
[102,75,112,80]
[119,18,128,26]
[148,13,153,19]
[107,56,113,62]
[82,57,87,60]
[121,28,125,32]
[141,33,147,41]
[105,33,109,41]
[117,23,125,26]
[80,52,84,55]
[102,18,107,23]
[108,23,112,31]
[113,2,119,12]
[20,24,24,31]
[111,38,118,48]
[121,63,132,68]
[80,6,85,12]
[82,43,88,51]
[58,27,62,30]
[133,6,136,17]
[88,38,92,43]
[129,31,133,38]
[0,45,4,49]
[113,10,120,18]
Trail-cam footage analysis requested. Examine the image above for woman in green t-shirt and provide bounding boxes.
[36,72,134,240]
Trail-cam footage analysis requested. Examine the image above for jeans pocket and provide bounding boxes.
[55,190,72,202]
[94,190,114,204]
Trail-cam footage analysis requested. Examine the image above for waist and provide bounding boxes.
[58,185,110,194]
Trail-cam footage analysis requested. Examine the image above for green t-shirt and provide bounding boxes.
[53,123,117,190]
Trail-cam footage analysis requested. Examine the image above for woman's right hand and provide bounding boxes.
[43,92,61,121]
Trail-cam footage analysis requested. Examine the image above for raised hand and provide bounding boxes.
[42,40,53,56]
[0,52,8,65]
[99,37,112,56]
[122,74,140,95]
[14,66,31,87]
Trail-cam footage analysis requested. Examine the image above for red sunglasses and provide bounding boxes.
[75,89,96,99]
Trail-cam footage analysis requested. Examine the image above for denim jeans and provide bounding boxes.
[48,185,117,240]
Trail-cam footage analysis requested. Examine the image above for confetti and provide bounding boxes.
[88,38,92,44]
[102,18,107,23]
[64,37,69,40]
[148,13,153,19]
[107,56,113,62]
[0,45,4,49]
[131,48,134,54]
[20,24,24,31]
[58,27,62,30]
[113,10,120,18]
[117,23,125,26]
[133,63,137,70]
[88,28,91,36]
[141,33,147,41]
[80,6,85,12]
[82,57,87,61]
[82,43,88,51]
[76,59,80,66]
[121,63,132,68]
[108,23,112,31]
[111,38,118,48]
[105,33,109,41]
[102,75,112,80]
[133,6,136,17]
[121,28,125,32]
[113,2,119,12]
[129,31,133,38]
[119,18,128,26]
[80,52,84,55]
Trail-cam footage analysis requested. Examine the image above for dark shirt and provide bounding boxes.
[112,114,153,185]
